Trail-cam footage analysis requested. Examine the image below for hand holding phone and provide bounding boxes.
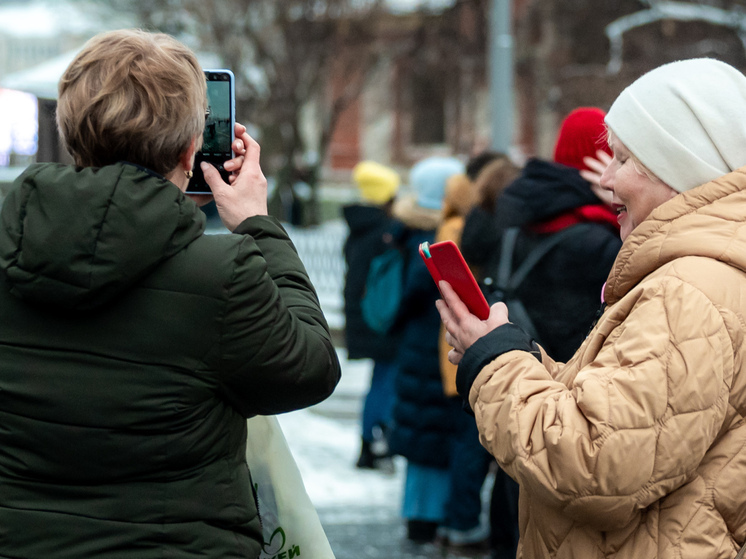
[201,125,268,230]
[419,240,490,320]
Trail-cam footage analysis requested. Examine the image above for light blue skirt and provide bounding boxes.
[401,461,450,522]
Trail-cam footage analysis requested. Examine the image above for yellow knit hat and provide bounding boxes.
[352,161,400,204]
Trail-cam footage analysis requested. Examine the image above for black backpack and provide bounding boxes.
[482,224,593,345]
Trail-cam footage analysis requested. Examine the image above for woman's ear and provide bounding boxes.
[167,136,201,192]
[180,136,200,174]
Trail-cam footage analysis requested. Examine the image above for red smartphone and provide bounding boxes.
[419,240,490,320]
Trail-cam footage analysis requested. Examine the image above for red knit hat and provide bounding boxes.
[553,107,611,173]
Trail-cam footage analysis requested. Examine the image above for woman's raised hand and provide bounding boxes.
[202,123,269,231]
[436,281,510,364]
[580,150,613,207]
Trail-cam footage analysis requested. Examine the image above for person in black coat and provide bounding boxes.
[342,161,402,469]
[486,108,621,362]
[0,29,341,559]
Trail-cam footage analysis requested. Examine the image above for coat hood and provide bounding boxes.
[392,195,441,231]
[494,158,604,228]
[605,166,746,304]
[343,203,390,235]
[0,162,205,312]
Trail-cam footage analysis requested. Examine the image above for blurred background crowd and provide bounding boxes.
[2,1,746,558]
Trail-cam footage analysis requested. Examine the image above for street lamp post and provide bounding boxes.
[489,0,514,153]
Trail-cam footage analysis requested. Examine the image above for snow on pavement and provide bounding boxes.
[276,349,405,523]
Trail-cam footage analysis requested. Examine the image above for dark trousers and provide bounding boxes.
[444,405,493,531]
[490,467,520,558]
[361,360,397,442]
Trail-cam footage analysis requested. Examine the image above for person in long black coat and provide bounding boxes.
[386,156,466,543]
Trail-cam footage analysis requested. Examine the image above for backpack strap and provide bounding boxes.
[493,223,595,344]
[496,227,521,289]
[500,223,594,292]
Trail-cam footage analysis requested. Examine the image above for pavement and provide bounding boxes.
[278,348,495,559]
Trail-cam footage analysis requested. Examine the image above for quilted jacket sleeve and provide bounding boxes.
[471,275,733,531]
[216,216,341,417]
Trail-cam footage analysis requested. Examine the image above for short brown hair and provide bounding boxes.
[474,156,520,211]
[57,29,207,176]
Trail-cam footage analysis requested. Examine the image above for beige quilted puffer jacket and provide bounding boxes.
[469,168,746,558]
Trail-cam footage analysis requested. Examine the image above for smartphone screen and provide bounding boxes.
[187,69,236,194]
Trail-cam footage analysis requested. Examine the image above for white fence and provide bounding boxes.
[283,220,347,331]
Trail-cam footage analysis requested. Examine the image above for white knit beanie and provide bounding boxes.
[605,58,746,192]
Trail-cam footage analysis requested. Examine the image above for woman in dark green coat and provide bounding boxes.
[0,29,340,558]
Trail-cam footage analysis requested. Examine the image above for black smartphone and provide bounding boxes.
[187,69,236,194]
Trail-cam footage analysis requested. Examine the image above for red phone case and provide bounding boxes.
[419,240,490,320]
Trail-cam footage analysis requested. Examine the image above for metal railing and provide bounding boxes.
[283,220,347,331]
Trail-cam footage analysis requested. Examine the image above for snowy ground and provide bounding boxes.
[274,350,493,558]
[276,349,405,524]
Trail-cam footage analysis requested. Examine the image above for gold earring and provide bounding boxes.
[185,170,193,179]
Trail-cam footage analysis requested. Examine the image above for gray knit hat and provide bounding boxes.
[605,58,746,192]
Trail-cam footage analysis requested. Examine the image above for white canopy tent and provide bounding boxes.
[1,49,224,100]
[0,50,78,100]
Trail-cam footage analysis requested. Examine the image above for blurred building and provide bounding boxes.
[320,0,746,179]
[324,3,490,175]
[0,88,36,166]
[3,0,746,191]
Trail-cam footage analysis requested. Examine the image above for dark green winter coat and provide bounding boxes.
[0,162,341,558]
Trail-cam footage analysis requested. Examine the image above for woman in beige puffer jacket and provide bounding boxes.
[437,58,746,559]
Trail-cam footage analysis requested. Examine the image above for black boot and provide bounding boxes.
[355,439,376,469]
[407,520,438,543]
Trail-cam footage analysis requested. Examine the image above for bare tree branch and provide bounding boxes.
[605,1,746,73]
